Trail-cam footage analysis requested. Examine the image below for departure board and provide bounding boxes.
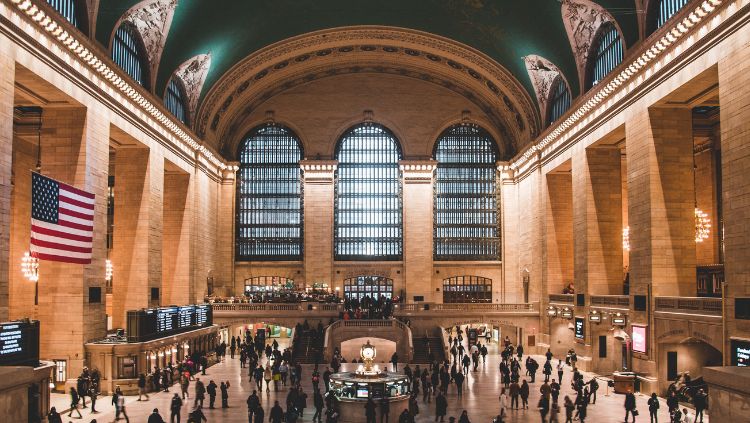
[127,304,213,342]
[0,320,40,367]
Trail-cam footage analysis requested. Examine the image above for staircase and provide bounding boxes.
[411,332,445,363]
[292,328,325,364]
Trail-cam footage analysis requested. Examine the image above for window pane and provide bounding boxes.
[112,24,147,88]
[236,125,303,260]
[548,77,571,125]
[434,123,500,260]
[335,123,402,260]
[589,24,623,88]
[165,78,187,124]
[46,0,78,27]
[657,0,690,29]
[442,276,492,303]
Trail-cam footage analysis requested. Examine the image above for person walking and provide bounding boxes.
[270,400,284,423]
[68,387,83,419]
[88,385,98,413]
[220,381,230,408]
[48,407,63,423]
[550,399,561,423]
[148,408,166,423]
[170,393,183,423]
[264,365,273,393]
[458,410,471,423]
[380,395,391,423]
[543,360,552,383]
[253,404,265,423]
[624,391,637,423]
[435,391,448,422]
[539,395,550,423]
[194,378,205,408]
[509,380,520,409]
[498,389,508,420]
[587,378,599,404]
[313,389,324,423]
[454,371,465,399]
[206,380,217,409]
[647,393,660,423]
[557,360,564,384]
[520,379,530,409]
[115,389,129,422]
[693,388,707,423]
[180,373,190,400]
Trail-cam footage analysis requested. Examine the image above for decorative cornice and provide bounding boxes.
[400,160,437,183]
[512,0,727,176]
[5,0,228,172]
[300,160,338,184]
[172,53,211,121]
[196,26,541,157]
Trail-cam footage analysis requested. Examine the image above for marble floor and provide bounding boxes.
[51,339,709,423]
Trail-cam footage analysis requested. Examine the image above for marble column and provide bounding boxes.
[400,160,436,302]
[301,161,337,291]
[162,167,192,305]
[0,46,14,321]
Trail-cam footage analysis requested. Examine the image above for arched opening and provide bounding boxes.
[164,76,189,125]
[585,22,624,90]
[646,0,691,35]
[334,122,402,261]
[546,76,572,126]
[658,337,721,397]
[111,22,151,89]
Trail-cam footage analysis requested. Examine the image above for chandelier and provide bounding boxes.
[21,251,39,282]
[105,259,113,282]
[622,227,630,251]
[695,208,711,242]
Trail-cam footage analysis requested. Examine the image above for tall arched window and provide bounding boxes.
[651,0,691,32]
[236,124,303,261]
[112,23,149,89]
[46,0,81,28]
[335,123,402,260]
[547,77,572,125]
[165,77,188,124]
[587,23,623,89]
[443,276,492,303]
[433,123,500,261]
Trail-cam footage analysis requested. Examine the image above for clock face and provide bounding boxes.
[362,347,375,359]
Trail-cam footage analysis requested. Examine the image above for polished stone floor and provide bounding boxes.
[52,339,709,423]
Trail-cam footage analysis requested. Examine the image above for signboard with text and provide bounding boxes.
[0,320,40,367]
[127,304,213,343]
[731,339,750,367]
[632,325,648,354]
[574,317,585,340]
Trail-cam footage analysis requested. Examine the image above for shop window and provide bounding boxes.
[442,276,492,303]
[343,276,393,301]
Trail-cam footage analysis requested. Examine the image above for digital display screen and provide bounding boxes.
[356,387,369,398]
[127,304,213,342]
[0,320,40,367]
[574,317,585,340]
[632,325,647,354]
[731,339,750,367]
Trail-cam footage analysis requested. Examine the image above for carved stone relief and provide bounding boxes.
[560,0,615,83]
[524,55,566,122]
[121,0,178,68]
[173,54,211,120]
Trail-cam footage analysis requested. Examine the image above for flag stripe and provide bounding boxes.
[31,223,93,243]
[31,232,92,248]
[58,207,95,222]
[31,238,92,254]
[30,244,92,259]
[32,252,91,264]
[60,197,94,214]
[59,182,95,200]
[55,218,93,232]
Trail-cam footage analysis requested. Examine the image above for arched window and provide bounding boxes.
[164,77,188,124]
[547,77,572,126]
[46,0,81,28]
[587,23,623,89]
[236,124,303,261]
[443,276,492,303]
[112,23,149,89]
[243,276,296,296]
[433,123,500,261]
[335,123,402,260]
[343,276,393,301]
[651,0,691,32]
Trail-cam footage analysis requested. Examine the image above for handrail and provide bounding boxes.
[212,302,536,313]
[654,296,722,316]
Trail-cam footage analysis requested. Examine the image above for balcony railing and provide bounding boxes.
[211,302,536,314]
[548,294,575,304]
[654,297,722,316]
[590,295,630,308]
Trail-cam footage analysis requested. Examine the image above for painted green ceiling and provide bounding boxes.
[95,0,640,104]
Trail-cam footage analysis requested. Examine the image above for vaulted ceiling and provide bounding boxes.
[91,0,646,157]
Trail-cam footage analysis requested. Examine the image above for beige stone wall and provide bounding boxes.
[0,46,13,321]
[162,169,192,305]
[545,172,573,295]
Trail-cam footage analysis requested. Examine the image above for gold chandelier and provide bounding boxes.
[105,259,114,282]
[622,227,630,251]
[695,208,711,242]
[21,251,39,282]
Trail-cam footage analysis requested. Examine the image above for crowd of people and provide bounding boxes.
[341,295,395,320]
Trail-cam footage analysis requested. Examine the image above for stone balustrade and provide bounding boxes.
[590,295,630,308]
[654,296,723,316]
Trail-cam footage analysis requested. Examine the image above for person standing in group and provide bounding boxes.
[170,393,183,423]
[458,410,471,423]
[194,378,206,408]
[520,379,530,409]
[509,379,520,409]
[221,380,230,408]
[206,380,217,409]
[624,391,637,423]
[587,378,599,404]
[47,407,63,423]
[563,396,575,423]
[693,388,707,423]
[435,390,448,422]
[391,352,399,372]
[380,395,390,423]
[647,393,659,423]
[365,397,377,423]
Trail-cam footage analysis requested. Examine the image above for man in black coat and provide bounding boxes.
[270,400,284,423]
[148,408,166,423]
[206,380,217,409]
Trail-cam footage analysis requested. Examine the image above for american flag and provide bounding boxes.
[30,172,95,264]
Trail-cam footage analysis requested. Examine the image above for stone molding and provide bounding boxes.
[300,160,338,184]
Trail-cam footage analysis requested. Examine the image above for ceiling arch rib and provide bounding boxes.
[112,0,178,91]
[196,26,541,160]
[561,0,624,94]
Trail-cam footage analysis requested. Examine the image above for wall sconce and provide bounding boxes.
[183,343,190,350]
[171,347,178,354]
[21,251,39,282]
[612,313,626,326]
[105,259,113,282]
[589,310,601,322]
[560,308,573,319]
[158,351,164,357]
[546,306,558,317]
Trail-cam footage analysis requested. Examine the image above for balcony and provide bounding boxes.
[654,297,722,316]
[590,295,630,309]
[548,294,574,305]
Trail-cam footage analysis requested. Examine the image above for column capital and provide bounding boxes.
[497,161,515,181]
[399,160,437,184]
[221,161,239,183]
[300,160,338,184]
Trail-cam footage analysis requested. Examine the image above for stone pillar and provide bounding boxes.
[545,172,574,296]
[499,165,518,303]
[400,160,436,303]
[111,147,163,328]
[719,51,750,359]
[215,165,236,296]
[36,107,109,378]
[301,161,336,291]
[626,107,695,299]
[572,147,623,296]
[0,47,13,321]
[162,167,191,305]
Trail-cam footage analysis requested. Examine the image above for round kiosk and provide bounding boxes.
[329,341,411,422]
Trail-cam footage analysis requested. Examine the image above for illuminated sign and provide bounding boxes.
[632,325,647,354]
[0,320,40,367]
[574,317,585,340]
[731,339,750,367]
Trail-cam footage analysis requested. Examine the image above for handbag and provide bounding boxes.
[632,409,639,416]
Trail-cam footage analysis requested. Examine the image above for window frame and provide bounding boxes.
[164,76,189,125]
[433,123,500,261]
[546,76,572,126]
[343,276,394,301]
[334,122,403,261]
[111,22,150,90]
[442,275,493,303]
[585,22,624,90]
[235,124,304,261]
[647,0,692,34]
[45,0,88,33]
